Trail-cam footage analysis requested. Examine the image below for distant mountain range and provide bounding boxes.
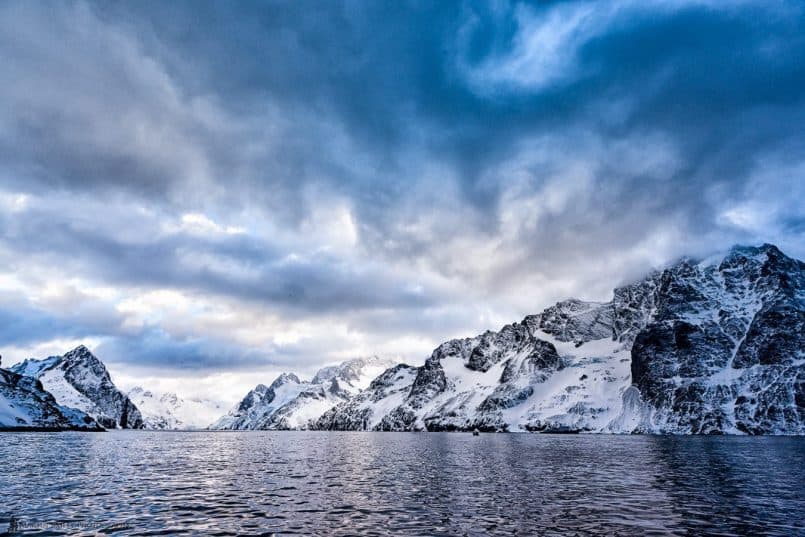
[1,244,802,434]
[127,386,226,430]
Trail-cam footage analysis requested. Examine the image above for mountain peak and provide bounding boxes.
[270,373,301,389]
[127,386,224,430]
[729,242,781,255]
[63,345,97,364]
[210,356,403,431]
[713,243,803,278]
[128,386,155,398]
[312,356,399,386]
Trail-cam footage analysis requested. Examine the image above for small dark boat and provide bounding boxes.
[472,428,480,436]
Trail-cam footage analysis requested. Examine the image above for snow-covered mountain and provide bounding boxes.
[128,386,226,430]
[315,311,633,433]
[10,346,144,429]
[315,244,803,434]
[0,355,101,430]
[210,356,399,430]
[3,244,800,435]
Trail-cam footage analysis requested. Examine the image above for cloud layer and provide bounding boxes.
[1,0,803,401]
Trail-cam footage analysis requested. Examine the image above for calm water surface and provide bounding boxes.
[0,432,802,536]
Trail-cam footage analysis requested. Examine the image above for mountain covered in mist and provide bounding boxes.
[210,243,801,435]
[128,387,226,430]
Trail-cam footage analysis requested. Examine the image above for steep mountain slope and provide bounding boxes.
[210,356,399,430]
[625,245,804,434]
[128,387,226,430]
[11,346,144,429]
[0,355,101,430]
[316,244,803,434]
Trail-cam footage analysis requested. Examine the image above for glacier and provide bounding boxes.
[128,387,226,430]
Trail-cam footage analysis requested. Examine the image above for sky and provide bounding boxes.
[0,0,803,403]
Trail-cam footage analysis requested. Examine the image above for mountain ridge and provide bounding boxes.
[313,243,803,434]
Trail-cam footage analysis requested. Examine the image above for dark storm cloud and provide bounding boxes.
[3,1,803,224]
[0,295,288,370]
[0,204,441,315]
[0,0,803,372]
[0,306,94,349]
[95,328,276,371]
[0,287,126,349]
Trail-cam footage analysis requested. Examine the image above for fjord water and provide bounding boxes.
[1,432,802,536]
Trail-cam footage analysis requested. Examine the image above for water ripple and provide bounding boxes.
[0,432,802,536]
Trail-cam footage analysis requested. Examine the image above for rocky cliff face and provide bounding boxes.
[0,367,101,430]
[11,346,144,429]
[625,245,804,434]
[209,356,399,430]
[315,244,804,434]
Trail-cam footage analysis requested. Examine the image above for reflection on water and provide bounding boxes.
[0,432,802,536]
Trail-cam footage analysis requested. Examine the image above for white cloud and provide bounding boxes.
[457,2,616,95]
[4,337,105,366]
[0,192,28,213]
[173,213,247,236]
[456,0,765,96]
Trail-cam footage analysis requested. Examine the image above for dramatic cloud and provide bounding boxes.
[0,0,803,402]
